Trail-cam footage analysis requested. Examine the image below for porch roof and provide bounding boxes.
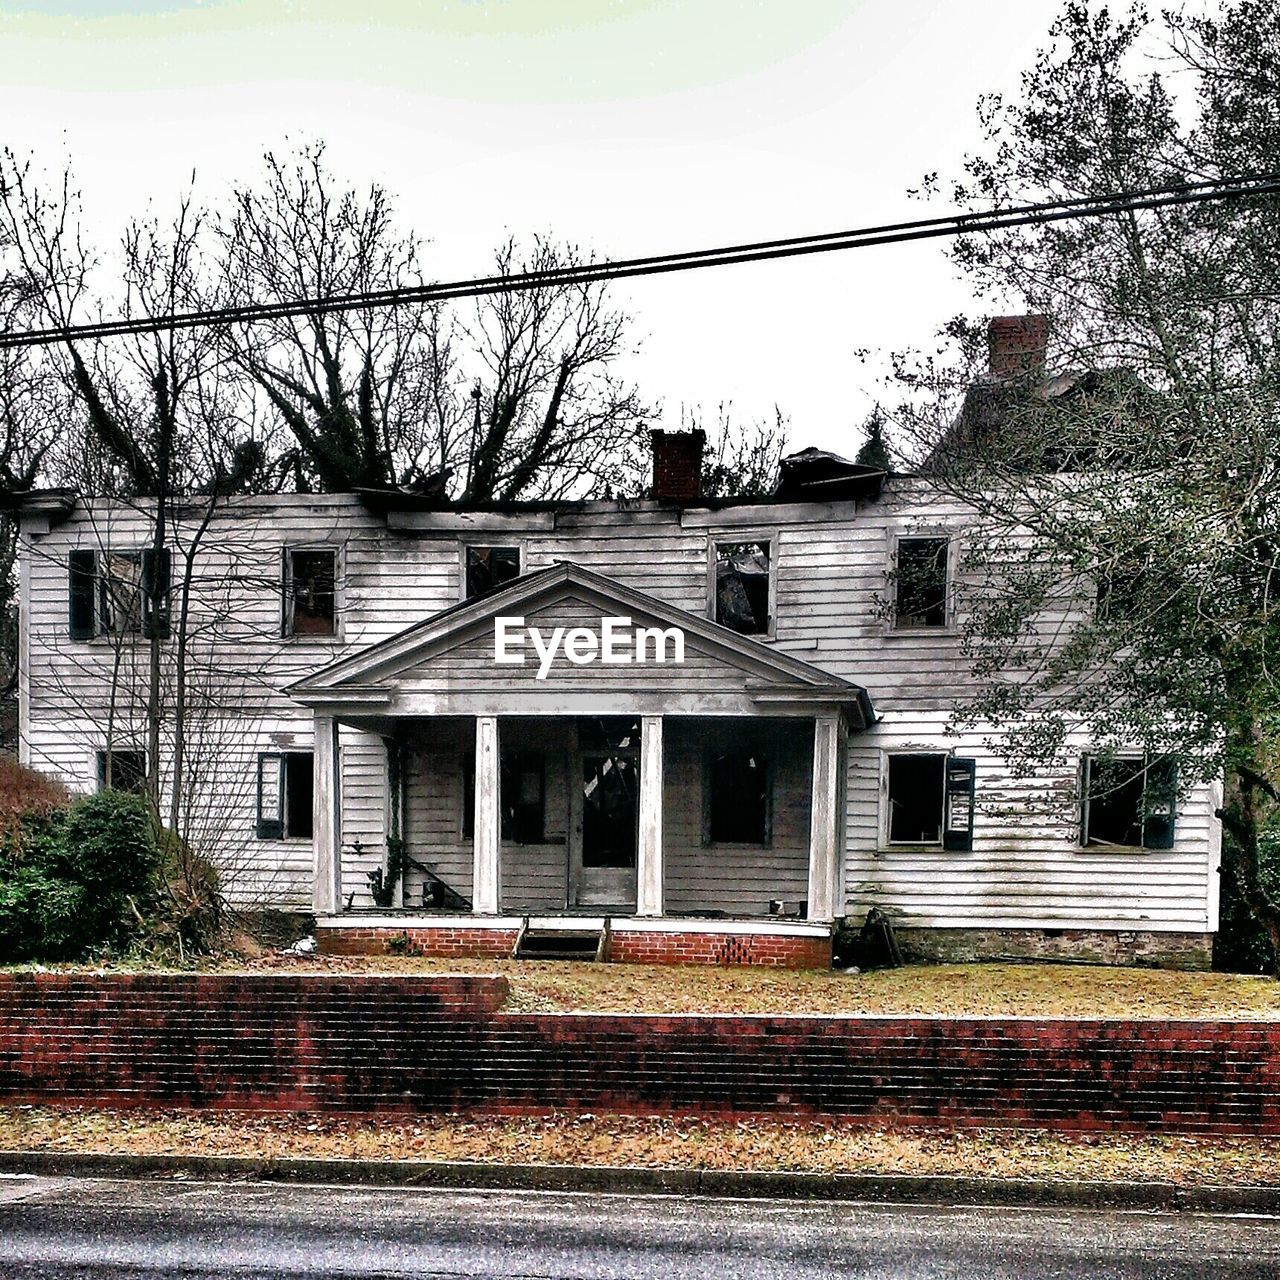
[287,561,875,725]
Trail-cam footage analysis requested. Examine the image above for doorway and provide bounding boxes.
[570,718,640,909]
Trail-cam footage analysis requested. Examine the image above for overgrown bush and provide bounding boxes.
[0,789,160,962]
[0,757,228,963]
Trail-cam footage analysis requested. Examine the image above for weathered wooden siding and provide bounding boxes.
[400,717,473,908]
[662,718,812,917]
[19,485,1220,932]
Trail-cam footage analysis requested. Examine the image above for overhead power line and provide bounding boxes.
[2,172,1279,350]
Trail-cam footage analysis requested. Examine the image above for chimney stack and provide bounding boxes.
[650,429,705,503]
[988,314,1049,379]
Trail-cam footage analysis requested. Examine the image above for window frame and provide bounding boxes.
[882,750,949,848]
[282,544,342,640]
[1079,752,1177,852]
[95,747,147,795]
[69,547,171,643]
[97,549,144,638]
[461,748,547,845]
[459,541,525,603]
[707,531,778,639]
[887,530,956,633]
[701,742,774,848]
[256,750,315,841]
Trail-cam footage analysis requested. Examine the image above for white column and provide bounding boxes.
[637,715,665,917]
[312,714,342,916]
[806,714,845,923]
[472,716,501,914]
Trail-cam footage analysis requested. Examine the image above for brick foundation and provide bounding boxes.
[319,926,522,958]
[318,922,831,967]
[1,974,1278,1135]
[893,927,1214,971]
[607,929,831,968]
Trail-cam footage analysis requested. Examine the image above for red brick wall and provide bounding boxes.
[319,927,520,958]
[320,925,831,968]
[1,975,1278,1135]
[608,930,831,968]
[649,428,705,502]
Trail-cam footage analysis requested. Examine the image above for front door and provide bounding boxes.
[571,719,639,909]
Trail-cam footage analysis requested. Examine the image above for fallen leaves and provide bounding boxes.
[2,1106,1278,1188]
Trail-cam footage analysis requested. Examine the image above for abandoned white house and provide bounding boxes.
[10,324,1222,968]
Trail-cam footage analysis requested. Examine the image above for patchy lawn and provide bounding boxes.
[1,1106,1278,1188]
[211,954,1280,1020]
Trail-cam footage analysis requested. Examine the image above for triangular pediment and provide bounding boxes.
[288,562,872,722]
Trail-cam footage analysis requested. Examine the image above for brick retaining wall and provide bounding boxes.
[0,974,1277,1135]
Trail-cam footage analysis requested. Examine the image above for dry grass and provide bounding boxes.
[0,756,69,829]
[2,1106,1278,1187]
[213,954,1280,1020]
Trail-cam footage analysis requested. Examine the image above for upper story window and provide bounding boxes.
[465,545,521,600]
[1095,544,1163,624]
[284,547,337,637]
[1081,754,1176,850]
[713,539,772,635]
[893,536,949,629]
[68,548,170,641]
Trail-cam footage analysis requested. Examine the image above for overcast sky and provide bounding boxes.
[1,0,1081,457]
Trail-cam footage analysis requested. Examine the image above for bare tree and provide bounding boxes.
[888,0,1280,966]
[689,404,789,499]
[218,145,649,498]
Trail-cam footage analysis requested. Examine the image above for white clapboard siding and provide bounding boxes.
[17,483,1220,933]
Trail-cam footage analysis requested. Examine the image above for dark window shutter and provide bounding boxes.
[256,752,284,839]
[942,756,977,852]
[281,546,290,637]
[1142,756,1177,850]
[141,547,171,640]
[68,550,97,640]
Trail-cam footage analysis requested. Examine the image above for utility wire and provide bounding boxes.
[2,173,1279,350]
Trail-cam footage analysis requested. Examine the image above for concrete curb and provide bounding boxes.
[2,1149,1278,1213]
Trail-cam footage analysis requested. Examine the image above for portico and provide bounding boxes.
[290,562,873,964]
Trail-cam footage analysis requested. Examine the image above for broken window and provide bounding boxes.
[68,548,171,640]
[462,750,546,844]
[886,752,946,844]
[98,551,143,636]
[705,747,771,845]
[714,540,772,635]
[1082,754,1177,850]
[96,748,146,795]
[465,545,521,600]
[256,751,314,839]
[285,548,336,637]
[894,536,949,629]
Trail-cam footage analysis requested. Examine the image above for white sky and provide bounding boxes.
[0,0,1077,457]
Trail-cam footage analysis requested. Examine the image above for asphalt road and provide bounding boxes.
[1,1173,1280,1279]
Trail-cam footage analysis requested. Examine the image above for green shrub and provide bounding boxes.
[0,790,161,962]
[57,791,159,900]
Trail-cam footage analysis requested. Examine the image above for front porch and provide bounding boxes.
[312,712,847,966]
[292,562,871,967]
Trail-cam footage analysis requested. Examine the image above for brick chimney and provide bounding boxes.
[650,429,705,503]
[988,314,1049,379]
